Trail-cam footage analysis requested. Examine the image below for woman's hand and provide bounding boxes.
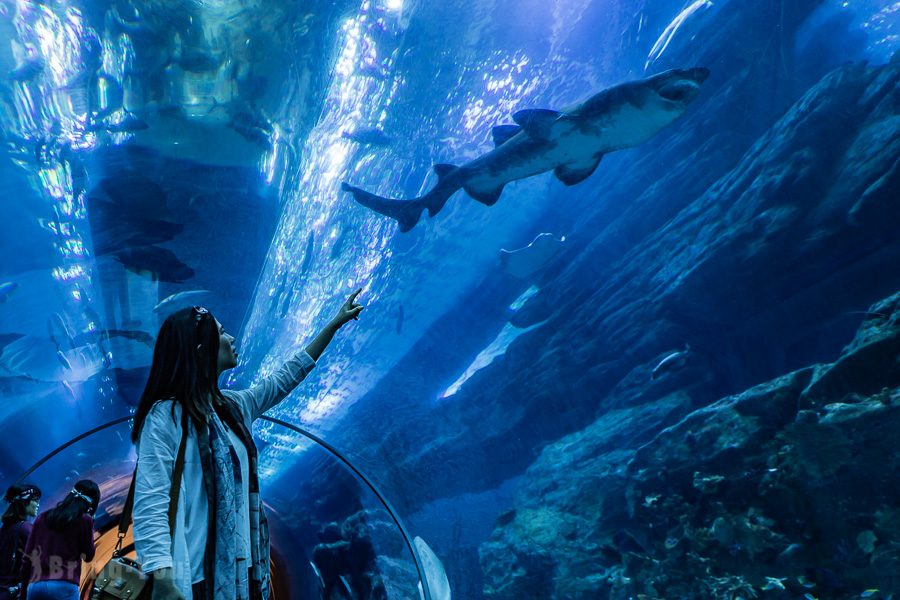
[305,289,364,361]
[329,288,364,329]
[151,568,185,600]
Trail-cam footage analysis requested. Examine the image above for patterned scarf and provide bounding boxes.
[208,411,247,600]
[196,401,270,600]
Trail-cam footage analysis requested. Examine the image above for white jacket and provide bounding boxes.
[132,351,316,598]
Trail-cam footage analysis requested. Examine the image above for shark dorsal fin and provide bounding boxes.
[554,155,603,186]
[491,124,522,147]
[433,163,456,181]
[512,109,561,141]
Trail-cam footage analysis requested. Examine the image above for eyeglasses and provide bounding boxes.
[14,488,40,502]
[192,305,209,326]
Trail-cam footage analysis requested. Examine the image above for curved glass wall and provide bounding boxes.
[16,418,433,600]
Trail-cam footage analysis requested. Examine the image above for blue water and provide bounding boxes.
[1,0,898,598]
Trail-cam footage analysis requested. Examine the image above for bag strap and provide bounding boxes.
[116,410,190,555]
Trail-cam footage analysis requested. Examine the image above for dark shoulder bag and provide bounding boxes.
[91,416,189,600]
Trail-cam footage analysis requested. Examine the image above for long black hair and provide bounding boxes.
[44,480,99,530]
[2,483,41,525]
[131,306,226,443]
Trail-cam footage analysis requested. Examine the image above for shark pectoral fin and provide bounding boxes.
[512,109,561,141]
[554,155,603,186]
[491,125,522,147]
[463,182,506,206]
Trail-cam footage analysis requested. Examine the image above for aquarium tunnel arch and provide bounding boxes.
[1,0,899,598]
[15,416,439,600]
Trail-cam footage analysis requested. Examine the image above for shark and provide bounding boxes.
[342,67,710,232]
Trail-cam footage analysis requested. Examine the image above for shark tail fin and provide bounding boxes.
[341,183,425,233]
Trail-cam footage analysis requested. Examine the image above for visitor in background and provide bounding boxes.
[21,480,99,600]
[0,484,41,600]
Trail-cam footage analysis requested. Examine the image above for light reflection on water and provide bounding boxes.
[237,1,409,436]
[4,0,111,406]
[237,2,598,459]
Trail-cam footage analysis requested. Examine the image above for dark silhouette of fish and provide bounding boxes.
[342,127,391,147]
[343,67,709,232]
[300,231,315,275]
[8,58,44,82]
[113,246,194,283]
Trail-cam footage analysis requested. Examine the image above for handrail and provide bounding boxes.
[16,415,433,600]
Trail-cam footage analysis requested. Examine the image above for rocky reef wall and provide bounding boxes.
[479,291,900,599]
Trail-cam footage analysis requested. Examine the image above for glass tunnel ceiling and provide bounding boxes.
[1,0,899,598]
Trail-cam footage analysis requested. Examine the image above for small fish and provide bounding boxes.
[341,127,392,146]
[0,282,18,303]
[651,343,691,380]
[861,590,881,599]
[396,304,404,334]
[329,227,347,260]
[300,231,315,275]
[220,99,273,148]
[230,122,272,148]
[762,577,787,591]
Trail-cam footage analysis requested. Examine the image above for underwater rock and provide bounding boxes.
[480,289,900,598]
[479,394,694,599]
